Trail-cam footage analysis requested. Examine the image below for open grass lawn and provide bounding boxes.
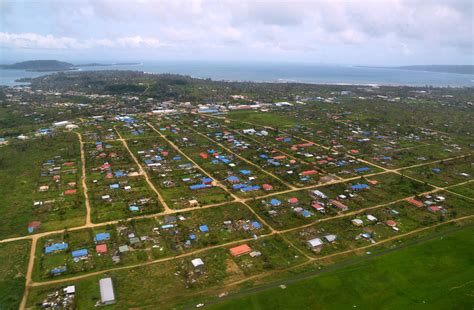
[209,225,474,310]
[0,240,31,310]
[449,181,474,199]
[401,155,473,187]
[0,133,86,239]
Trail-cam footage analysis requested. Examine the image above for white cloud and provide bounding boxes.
[0,32,166,49]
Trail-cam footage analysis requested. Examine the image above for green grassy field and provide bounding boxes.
[0,240,31,310]
[0,133,86,239]
[209,226,474,310]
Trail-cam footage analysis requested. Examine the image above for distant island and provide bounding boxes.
[0,60,76,72]
[395,65,474,75]
[0,60,141,72]
[360,65,474,75]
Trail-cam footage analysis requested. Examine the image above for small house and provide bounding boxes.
[230,244,252,257]
[307,238,323,248]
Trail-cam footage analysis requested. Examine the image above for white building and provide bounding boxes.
[99,278,116,305]
[306,238,323,248]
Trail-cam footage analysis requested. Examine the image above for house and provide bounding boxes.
[118,245,129,253]
[312,190,328,199]
[270,199,282,206]
[50,266,67,276]
[64,189,77,195]
[188,199,199,207]
[306,238,323,248]
[311,201,325,212]
[28,221,41,233]
[249,250,262,258]
[44,242,68,254]
[230,244,252,257]
[262,183,273,191]
[428,206,442,212]
[251,221,261,229]
[352,219,364,226]
[199,225,209,233]
[191,258,204,268]
[367,215,378,222]
[300,170,317,176]
[95,232,111,243]
[96,244,107,254]
[324,234,337,243]
[99,278,116,305]
[331,200,349,211]
[407,198,424,207]
[72,249,88,258]
[351,184,370,191]
[226,176,240,183]
[288,197,299,204]
[354,167,371,173]
[386,220,397,227]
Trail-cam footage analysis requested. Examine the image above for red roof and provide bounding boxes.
[262,184,273,190]
[28,221,41,228]
[273,155,286,160]
[311,202,324,210]
[64,189,77,195]
[407,198,424,208]
[331,200,349,210]
[63,162,75,166]
[288,197,299,204]
[96,244,107,254]
[428,206,442,212]
[386,220,397,227]
[230,244,252,257]
[301,170,318,176]
[350,149,359,154]
[199,152,208,159]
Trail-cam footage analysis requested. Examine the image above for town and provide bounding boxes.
[0,71,473,309]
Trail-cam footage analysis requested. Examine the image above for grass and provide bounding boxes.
[209,225,474,310]
[0,132,86,239]
[0,240,31,310]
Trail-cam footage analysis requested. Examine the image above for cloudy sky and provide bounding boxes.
[0,0,472,65]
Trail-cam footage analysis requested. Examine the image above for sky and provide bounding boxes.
[0,0,473,65]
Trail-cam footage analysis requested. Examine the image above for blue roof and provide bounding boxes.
[199,225,209,232]
[351,184,370,190]
[233,184,245,189]
[302,210,312,217]
[190,183,209,190]
[251,221,261,229]
[173,156,182,161]
[227,176,239,182]
[354,167,371,172]
[270,199,282,206]
[240,169,251,175]
[50,266,67,275]
[432,168,441,173]
[129,206,139,211]
[44,242,69,254]
[202,177,213,183]
[241,185,260,192]
[95,233,110,242]
[189,234,196,240]
[110,184,120,189]
[114,170,125,177]
[71,249,88,258]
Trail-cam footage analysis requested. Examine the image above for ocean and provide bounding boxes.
[1,61,473,87]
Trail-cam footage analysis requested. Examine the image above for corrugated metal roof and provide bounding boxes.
[99,278,115,303]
